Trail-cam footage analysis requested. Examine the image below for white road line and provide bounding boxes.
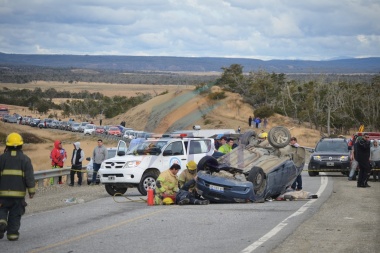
[240,174,328,253]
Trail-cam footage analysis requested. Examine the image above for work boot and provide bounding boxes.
[194,199,210,205]
[7,233,19,241]
[0,220,7,240]
[178,198,190,205]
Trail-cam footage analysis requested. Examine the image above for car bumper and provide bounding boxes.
[98,168,143,184]
[308,161,350,172]
[196,172,255,203]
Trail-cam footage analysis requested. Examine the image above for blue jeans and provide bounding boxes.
[92,163,101,183]
[349,160,358,178]
[291,174,302,190]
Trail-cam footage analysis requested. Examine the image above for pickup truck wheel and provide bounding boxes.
[268,126,291,148]
[105,184,128,196]
[240,131,257,145]
[138,172,158,196]
[247,167,267,199]
[197,156,219,173]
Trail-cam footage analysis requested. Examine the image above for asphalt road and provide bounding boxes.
[1,170,378,253]
[1,171,334,253]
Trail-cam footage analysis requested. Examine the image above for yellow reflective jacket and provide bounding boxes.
[155,169,179,204]
[178,169,196,190]
[0,149,36,198]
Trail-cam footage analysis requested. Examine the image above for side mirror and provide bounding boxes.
[117,151,126,156]
[86,157,91,161]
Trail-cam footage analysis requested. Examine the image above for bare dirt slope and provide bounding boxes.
[1,82,323,174]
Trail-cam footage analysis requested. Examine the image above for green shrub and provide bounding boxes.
[254,105,275,118]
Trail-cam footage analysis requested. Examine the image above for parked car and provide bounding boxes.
[107,127,122,136]
[195,126,306,202]
[71,123,81,132]
[2,114,10,122]
[30,118,41,127]
[95,126,105,134]
[85,147,118,185]
[50,120,60,129]
[78,122,89,133]
[7,116,18,123]
[83,124,96,135]
[308,137,350,176]
[38,119,53,128]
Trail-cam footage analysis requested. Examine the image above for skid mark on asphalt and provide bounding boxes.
[28,206,178,253]
[240,174,328,253]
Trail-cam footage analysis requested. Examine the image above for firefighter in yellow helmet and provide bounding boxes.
[154,164,181,205]
[176,161,209,205]
[0,133,35,241]
[178,160,197,189]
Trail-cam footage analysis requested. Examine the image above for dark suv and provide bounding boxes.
[308,137,350,176]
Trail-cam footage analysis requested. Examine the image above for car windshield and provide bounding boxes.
[315,141,348,152]
[127,140,168,156]
[109,127,119,131]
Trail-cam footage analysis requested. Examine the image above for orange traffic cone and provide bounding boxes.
[147,187,154,206]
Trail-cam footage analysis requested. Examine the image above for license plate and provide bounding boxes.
[209,184,224,192]
[108,176,116,180]
[327,162,334,166]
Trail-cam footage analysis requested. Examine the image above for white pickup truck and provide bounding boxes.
[98,136,215,196]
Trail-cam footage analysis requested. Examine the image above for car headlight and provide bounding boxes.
[340,156,349,162]
[124,161,141,168]
[313,156,322,161]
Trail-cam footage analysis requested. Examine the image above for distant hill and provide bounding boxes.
[0,52,379,73]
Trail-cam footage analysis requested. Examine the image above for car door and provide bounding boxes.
[161,141,187,172]
[187,139,213,163]
[116,140,128,156]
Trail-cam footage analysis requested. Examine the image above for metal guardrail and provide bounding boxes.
[34,166,86,187]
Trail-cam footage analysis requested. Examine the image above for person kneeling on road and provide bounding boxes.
[154,164,181,205]
[176,176,209,205]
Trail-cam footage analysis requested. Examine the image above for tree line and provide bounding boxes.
[0,87,152,120]
[216,64,380,134]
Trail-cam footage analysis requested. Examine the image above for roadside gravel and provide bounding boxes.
[25,184,110,214]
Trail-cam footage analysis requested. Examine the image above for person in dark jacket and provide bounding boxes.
[356,134,371,188]
[69,142,85,186]
[0,133,35,241]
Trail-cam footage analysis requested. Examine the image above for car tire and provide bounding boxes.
[247,166,267,199]
[197,156,219,172]
[138,172,158,196]
[308,170,319,176]
[105,184,128,196]
[240,130,257,146]
[268,126,291,148]
[87,180,91,185]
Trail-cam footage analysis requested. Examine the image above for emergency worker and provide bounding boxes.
[154,164,181,205]
[178,160,197,189]
[176,161,210,205]
[218,138,234,154]
[356,134,371,187]
[50,140,67,185]
[0,133,35,241]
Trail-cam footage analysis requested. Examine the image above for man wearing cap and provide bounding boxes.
[0,133,35,241]
[179,161,197,189]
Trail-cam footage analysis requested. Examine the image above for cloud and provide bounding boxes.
[0,0,379,60]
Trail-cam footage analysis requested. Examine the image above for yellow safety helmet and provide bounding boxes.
[6,132,24,147]
[162,197,174,205]
[258,132,268,139]
[186,160,197,171]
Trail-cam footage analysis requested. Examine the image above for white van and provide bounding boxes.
[98,137,215,196]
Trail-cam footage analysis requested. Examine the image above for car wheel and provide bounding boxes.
[197,156,219,173]
[105,184,128,196]
[138,172,158,196]
[308,171,319,176]
[247,166,267,199]
[240,130,257,145]
[268,126,291,148]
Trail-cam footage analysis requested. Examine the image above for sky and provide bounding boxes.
[0,0,379,60]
